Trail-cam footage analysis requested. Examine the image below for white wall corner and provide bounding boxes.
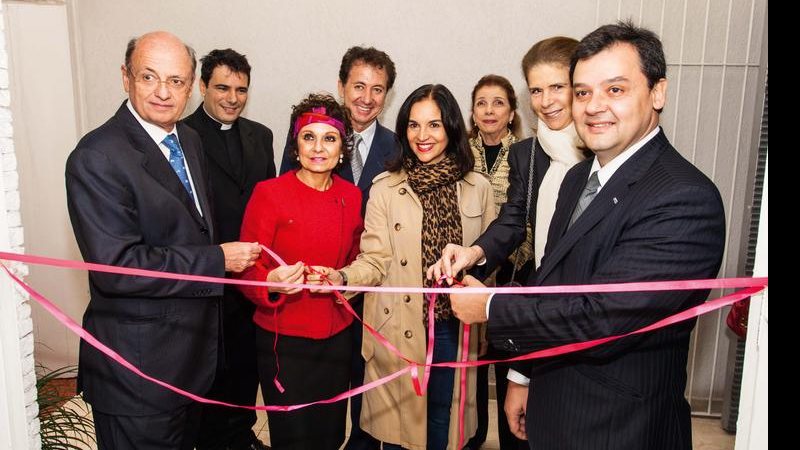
[0,2,39,448]
[735,156,768,450]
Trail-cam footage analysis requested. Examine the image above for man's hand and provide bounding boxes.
[266,262,305,295]
[450,275,489,324]
[426,244,485,284]
[505,380,529,440]
[220,242,261,273]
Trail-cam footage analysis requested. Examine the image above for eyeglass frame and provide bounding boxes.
[126,67,192,92]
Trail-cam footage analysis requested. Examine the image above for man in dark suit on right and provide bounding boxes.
[449,21,726,450]
[279,46,399,450]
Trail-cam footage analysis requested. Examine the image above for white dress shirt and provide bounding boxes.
[126,100,203,215]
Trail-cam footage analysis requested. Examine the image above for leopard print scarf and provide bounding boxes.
[405,154,463,322]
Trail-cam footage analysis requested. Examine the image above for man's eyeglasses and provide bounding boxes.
[128,70,189,91]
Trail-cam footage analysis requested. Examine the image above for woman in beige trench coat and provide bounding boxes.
[321,84,496,450]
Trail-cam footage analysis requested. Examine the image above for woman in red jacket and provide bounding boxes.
[238,93,363,449]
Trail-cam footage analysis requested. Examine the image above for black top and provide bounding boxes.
[483,142,503,171]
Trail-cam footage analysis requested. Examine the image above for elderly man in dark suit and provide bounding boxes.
[279,46,399,450]
[444,22,726,450]
[183,48,274,450]
[65,31,261,450]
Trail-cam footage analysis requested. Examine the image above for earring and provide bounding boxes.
[296,155,300,161]
[339,154,344,164]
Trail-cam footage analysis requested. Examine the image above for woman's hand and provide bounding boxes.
[305,266,342,294]
[266,262,305,295]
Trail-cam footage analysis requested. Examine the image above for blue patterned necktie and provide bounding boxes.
[568,171,601,228]
[162,133,195,200]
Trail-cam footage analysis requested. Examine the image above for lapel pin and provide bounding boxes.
[613,197,618,204]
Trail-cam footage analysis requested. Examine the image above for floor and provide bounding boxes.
[61,387,735,449]
[251,399,735,450]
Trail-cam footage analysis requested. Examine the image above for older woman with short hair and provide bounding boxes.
[465,73,529,450]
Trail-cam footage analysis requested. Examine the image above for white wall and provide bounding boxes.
[72,0,587,142]
[5,1,85,372]
[0,2,40,448]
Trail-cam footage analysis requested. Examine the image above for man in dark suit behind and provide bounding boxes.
[65,32,261,450]
[449,22,726,450]
[280,46,399,450]
[279,46,399,215]
[183,49,275,450]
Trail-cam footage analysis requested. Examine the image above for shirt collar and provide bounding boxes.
[126,100,177,145]
[590,126,661,190]
[356,119,378,151]
[202,105,234,130]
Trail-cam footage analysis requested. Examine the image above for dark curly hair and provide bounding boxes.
[570,20,666,89]
[200,48,251,86]
[339,46,397,90]
[287,93,353,166]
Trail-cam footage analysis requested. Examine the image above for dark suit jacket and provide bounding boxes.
[182,106,275,379]
[279,120,399,215]
[66,102,225,416]
[488,129,726,450]
[183,105,276,244]
[473,137,551,275]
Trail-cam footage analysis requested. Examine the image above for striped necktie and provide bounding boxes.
[568,171,600,228]
[351,133,364,185]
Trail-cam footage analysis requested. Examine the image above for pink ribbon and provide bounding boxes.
[0,248,768,430]
[0,250,765,295]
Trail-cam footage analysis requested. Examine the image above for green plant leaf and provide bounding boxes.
[36,364,96,449]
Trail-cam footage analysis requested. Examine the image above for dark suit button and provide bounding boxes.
[383,307,390,315]
[394,223,402,231]
[404,330,413,339]
[399,188,407,195]
[403,295,411,303]
[200,227,208,234]
[503,339,518,352]
[400,259,407,266]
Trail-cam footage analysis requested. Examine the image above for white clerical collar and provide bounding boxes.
[590,126,661,192]
[203,105,233,130]
[126,100,176,145]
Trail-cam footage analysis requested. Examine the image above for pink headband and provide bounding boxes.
[292,106,347,139]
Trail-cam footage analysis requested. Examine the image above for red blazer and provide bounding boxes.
[238,171,363,339]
